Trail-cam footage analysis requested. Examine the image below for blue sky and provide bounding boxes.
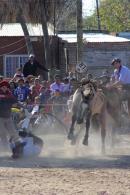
[83,0,96,16]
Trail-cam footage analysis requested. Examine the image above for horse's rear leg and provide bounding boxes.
[111,124,117,148]
[82,112,91,146]
[67,114,76,140]
[101,127,106,154]
[100,113,106,154]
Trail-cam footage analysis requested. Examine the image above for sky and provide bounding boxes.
[83,0,96,17]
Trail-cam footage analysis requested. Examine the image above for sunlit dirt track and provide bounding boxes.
[0,130,130,195]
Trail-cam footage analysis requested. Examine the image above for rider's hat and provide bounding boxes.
[80,78,89,85]
[29,54,35,59]
[111,58,121,65]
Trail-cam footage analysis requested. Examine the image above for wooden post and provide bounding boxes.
[76,0,83,80]
[96,0,101,31]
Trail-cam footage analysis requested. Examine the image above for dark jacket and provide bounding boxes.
[0,89,17,118]
[23,60,48,77]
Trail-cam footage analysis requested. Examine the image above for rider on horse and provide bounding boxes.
[107,58,130,106]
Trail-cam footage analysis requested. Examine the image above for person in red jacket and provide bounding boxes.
[0,80,24,158]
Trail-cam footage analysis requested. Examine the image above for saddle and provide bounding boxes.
[90,90,106,116]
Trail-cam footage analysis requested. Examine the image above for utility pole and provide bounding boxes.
[53,0,56,35]
[77,0,83,65]
[96,0,101,31]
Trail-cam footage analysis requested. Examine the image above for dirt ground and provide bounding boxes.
[1,130,130,195]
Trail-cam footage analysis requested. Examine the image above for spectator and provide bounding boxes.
[50,74,64,95]
[34,78,42,93]
[9,80,17,94]
[12,68,24,82]
[23,54,49,77]
[63,78,72,96]
[29,85,39,103]
[39,86,50,105]
[0,80,24,158]
[14,78,30,102]
[39,86,45,103]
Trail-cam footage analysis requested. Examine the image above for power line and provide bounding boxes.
[0,38,25,49]
[0,44,26,57]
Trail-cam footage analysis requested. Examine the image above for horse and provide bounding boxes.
[67,79,121,154]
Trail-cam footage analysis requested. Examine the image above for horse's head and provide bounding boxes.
[82,82,96,102]
[76,82,96,124]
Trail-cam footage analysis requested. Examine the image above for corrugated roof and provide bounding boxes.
[58,33,130,43]
[118,32,130,39]
[0,23,54,36]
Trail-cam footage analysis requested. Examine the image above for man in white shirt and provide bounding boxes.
[109,58,130,87]
[50,75,64,94]
[107,58,130,103]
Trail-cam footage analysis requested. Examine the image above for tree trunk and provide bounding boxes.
[17,11,34,55]
[77,0,83,64]
[76,0,83,80]
[40,1,51,79]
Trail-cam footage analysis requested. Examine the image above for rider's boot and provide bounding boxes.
[10,140,26,159]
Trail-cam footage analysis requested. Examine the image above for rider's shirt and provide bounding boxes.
[114,65,130,84]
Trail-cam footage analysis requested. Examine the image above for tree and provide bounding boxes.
[83,0,130,32]
[0,0,77,70]
[0,0,34,55]
[99,0,130,32]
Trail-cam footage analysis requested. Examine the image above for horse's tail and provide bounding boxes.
[91,114,100,131]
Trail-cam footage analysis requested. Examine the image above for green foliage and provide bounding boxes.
[83,14,97,30]
[83,0,130,32]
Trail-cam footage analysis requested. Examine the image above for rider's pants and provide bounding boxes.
[0,117,21,143]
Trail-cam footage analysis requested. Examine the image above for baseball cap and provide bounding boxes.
[29,54,35,58]
[111,58,121,65]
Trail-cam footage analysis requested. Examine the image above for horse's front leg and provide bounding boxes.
[67,114,76,140]
[82,111,91,146]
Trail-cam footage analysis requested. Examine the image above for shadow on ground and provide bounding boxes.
[0,154,130,170]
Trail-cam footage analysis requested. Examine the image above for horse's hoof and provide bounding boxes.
[67,132,74,140]
[71,138,76,145]
[82,139,88,146]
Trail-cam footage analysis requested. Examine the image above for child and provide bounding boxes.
[12,68,24,82]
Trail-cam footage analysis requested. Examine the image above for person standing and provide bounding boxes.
[14,78,30,102]
[0,80,24,158]
[23,54,49,78]
[50,75,64,95]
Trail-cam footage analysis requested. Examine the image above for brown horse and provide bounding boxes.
[67,80,121,154]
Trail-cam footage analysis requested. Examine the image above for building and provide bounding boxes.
[0,23,65,78]
[58,32,130,77]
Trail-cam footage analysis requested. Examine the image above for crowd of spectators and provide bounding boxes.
[0,67,78,119]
